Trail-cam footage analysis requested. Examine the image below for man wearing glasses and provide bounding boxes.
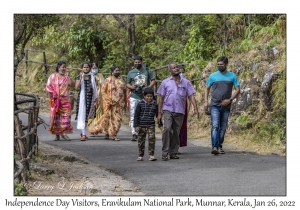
[126,56,156,141]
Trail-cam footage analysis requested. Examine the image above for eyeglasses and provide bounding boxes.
[137,72,141,79]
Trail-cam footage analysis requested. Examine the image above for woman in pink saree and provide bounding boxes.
[46,61,74,141]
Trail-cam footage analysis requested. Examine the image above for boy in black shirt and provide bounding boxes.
[134,87,163,161]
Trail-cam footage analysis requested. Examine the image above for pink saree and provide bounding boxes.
[46,73,73,135]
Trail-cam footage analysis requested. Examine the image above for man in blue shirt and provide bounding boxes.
[204,56,240,155]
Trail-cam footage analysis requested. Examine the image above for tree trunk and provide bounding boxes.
[127,15,136,72]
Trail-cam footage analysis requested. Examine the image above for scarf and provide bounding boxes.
[77,72,98,129]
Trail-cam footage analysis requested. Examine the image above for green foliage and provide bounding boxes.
[253,120,285,144]
[14,182,28,196]
[14,14,60,73]
[236,112,252,128]
[31,15,107,66]
[235,39,257,53]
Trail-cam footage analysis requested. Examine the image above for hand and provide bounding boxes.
[220,99,231,106]
[193,109,199,118]
[94,102,98,108]
[157,114,162,123]
[204,101,209,110]
[53,94,57,99]
[135,127,140,132]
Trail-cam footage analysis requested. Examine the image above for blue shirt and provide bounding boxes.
[206,70,240,107]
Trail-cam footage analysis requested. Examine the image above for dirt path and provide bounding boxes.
[26,142,144,196]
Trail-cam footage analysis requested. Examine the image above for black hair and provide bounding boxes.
[81,61,91,68]
[91,62,98,68]
[111,65,120,73]
[178,65,185,71]
[217,56,228,64]
[55,61,66,72]
[133,55,143,61]
[143,87,154,96]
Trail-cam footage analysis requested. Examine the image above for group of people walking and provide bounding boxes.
[46,55,240,161]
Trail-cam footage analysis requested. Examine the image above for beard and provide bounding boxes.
[172,73,180,76]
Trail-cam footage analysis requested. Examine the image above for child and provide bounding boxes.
[133,87,162,161]
[75,61,98,141]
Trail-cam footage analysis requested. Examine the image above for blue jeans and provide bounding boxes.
[210,105,230,149]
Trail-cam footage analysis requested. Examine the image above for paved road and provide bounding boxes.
[32,113,285,196]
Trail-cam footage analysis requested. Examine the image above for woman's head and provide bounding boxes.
[91,62,99,74]
[81,61,91,74]
[56,61,67,74]
[111,66,120,78]
[178,65,185,78]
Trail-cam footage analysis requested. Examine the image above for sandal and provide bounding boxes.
[104,134,109,140]
[90,132,96,137]
[149,156,157,161]
[53,135,60,141]
[136,157,143,161]
[80,135,88,141]
[61,134,70,141]
[112,137,120,141]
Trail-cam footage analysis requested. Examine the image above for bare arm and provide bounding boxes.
[75,72,83,90]
[188,94,199,117]
[157,95,164,123]
[148,79,156,88]
[204,85,211,110]
[126,83,136,90]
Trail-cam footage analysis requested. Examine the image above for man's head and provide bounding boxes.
[168,63,180,77]
[217,56,228,73]
[133,56,143,70]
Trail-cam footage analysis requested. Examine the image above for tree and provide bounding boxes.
[14,14,60,74]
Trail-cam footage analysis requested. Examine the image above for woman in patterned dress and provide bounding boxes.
[75,61,98,141]
[88,62,105,137]
[92,66,126,141]
[46,61,74,141]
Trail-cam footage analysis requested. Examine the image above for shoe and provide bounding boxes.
[149,156,157,161]
[170,155,180,159]
[218,148,225,154]
[61,134,70,141]
[136,157,143,161]
[53,135,60,141]
[81,135,88,141]
[211,147,219,155]
[90,132,96,137]
[131,134,137,141]
[162,156,168,161]
[104,134,109,140]
[177,151,181,155]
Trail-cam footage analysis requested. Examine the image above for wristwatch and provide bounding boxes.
[230,98,233,102]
